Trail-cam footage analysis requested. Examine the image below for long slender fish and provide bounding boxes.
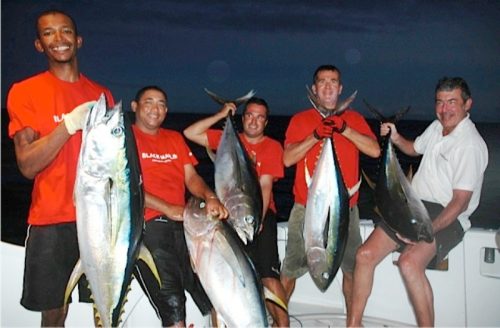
[183,196,268,327]
[205,89,262,244]
[363,100,433,242]
[303,91,356,292]
[66,94,158,327]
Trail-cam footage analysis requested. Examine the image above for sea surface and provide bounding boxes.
[2,111,499,246]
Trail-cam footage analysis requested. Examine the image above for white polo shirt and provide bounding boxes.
[412,115,488,231]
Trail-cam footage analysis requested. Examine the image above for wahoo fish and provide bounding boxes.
[66,94,158,327]
[303,91,356,292]
[205,88,263,244]
[183,196,268,327]
[363,101,433,242]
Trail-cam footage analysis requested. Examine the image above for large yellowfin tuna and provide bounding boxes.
[303,88,357,291]
[363,101,433,242]
[204,89,263,244]
[67,94,158,327]
[183,196,268,327]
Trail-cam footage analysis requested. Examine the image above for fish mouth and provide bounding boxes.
[235,229,253,245]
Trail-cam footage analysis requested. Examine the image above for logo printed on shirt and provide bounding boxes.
[142,152,178,163]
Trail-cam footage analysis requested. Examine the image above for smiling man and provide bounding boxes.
[279,65,380,324]
[6,9,114,327]
[184,97,289,327]
[347,77,489,327]
[130,85,227,327]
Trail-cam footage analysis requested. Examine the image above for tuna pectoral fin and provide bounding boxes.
[205,146,216,162]
[137,243,161,286]
[361,170,376,190]
[407,165,414,182]
[263,287,288,312]
[65,259,84,305]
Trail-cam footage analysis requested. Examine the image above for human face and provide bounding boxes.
[312,69,343,111]
[242,103,267,140]
[132,89,168,134]
[435,88,471,136]
[34,13,82,64]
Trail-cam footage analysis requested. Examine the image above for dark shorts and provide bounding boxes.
[134,217,212,326]
[378,201,465,265]
[245,210,281,279]
[21,223,92,311]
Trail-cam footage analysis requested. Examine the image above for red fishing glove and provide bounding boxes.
[329,115,347,133]
[313,117,335,139]
[313,116,347,140]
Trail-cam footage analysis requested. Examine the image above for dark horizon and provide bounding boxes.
[3,112,498,246]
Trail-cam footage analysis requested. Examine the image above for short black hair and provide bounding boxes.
[134,85,168,103]
[36,9,78,38]
[435,77,471,102]
[243,97,270,117]
[313,65,342,84]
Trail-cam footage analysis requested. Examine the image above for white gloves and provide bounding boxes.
[64,101,96,135]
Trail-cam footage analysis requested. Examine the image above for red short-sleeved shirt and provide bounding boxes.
[7,71,114,225]
[285,108,376,207]
[133,126,198,221]
[206,129,284,213]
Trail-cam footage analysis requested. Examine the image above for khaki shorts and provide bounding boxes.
[281,203,361,279]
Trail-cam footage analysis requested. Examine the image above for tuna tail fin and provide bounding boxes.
[64,259,84,306]
[263,286,288,312]
[306,85,357,116]
[204,88,256,107]
[363,99,411,124]
[137,243,162,286]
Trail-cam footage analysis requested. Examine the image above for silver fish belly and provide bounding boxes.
[183,197,268,327]
[214,115,263,244]
[68,94,156,327]
[304,138,350,292]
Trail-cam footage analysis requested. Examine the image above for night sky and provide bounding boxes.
[2,1,499,122]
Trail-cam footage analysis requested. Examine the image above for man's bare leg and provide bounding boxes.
[263,277,289,327]
[41,306,68,327]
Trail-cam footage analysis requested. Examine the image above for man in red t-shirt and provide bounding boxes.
[6,10,114,326]
[131,85,228,327]
[280,65,380,322]
[184,97,289,327]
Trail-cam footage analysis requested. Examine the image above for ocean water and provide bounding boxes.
[2,111,498,246]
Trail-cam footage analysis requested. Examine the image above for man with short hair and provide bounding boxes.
[347,77,489,327]
[131,85,228,327]
[280,64,380,322]
[184,97,289,327]
[6,10,114,326]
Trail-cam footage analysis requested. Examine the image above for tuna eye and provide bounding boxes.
[111,126,123,136]
[245,215,254,225]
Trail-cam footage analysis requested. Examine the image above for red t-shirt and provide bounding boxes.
[7,71,114,225]
[206,129,284,213]
[133,126,198,221]
[285,108,376,207]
